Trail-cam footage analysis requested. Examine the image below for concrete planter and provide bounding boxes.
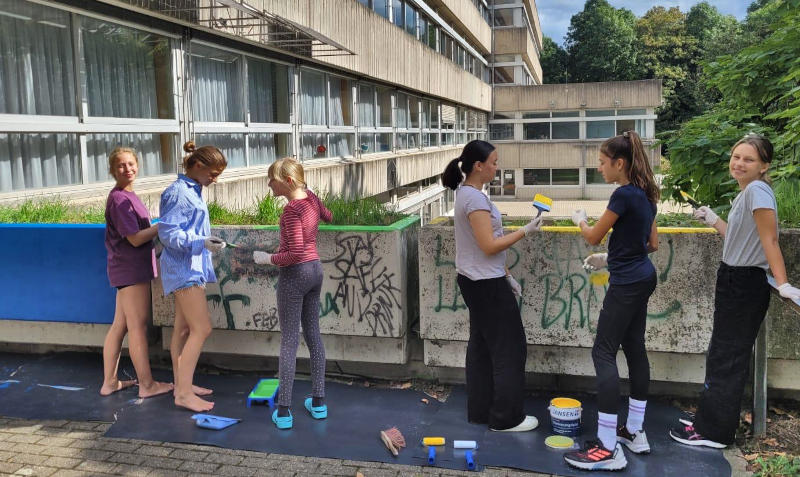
[419,222,800,389]
[152,216,420,364]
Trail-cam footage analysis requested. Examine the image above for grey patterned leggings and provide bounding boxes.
[276,260,326,407]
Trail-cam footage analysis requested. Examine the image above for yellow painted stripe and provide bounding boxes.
[507,226,717,234]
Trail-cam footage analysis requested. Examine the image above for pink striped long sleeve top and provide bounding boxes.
[271,190,333,267]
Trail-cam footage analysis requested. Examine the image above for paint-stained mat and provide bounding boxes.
[0,352,139,421]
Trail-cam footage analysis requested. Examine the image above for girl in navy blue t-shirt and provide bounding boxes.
[564,131,660,471]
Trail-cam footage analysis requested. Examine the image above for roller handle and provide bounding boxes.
[465,450,475,471]
[427,446,436,465]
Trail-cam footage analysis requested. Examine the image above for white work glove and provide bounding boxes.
[204,236,226,253]
[571,209,588,226]
[253,251,274,265]
[583,253,609,271]
[778,283,800,300]
[506,275,522,297]
[693,206,719,226]
[522,216,542,236]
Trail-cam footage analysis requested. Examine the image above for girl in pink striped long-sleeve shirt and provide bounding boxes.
[252,158,332,430]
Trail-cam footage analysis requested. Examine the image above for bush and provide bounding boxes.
[0,199,104,224]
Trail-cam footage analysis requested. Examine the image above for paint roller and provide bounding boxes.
[679,190,701,209]
[532,193,553,218]
[454,441,478,470]
[422,437,445,464]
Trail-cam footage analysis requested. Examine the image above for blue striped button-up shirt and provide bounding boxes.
[158,174,217,295]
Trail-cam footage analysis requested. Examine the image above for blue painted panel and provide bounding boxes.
[0,224,115,323]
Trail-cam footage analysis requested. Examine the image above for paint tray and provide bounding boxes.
[246,378,279,408]
[191,414,240,430]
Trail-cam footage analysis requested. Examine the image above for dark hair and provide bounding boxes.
[182,140,227,171]
[600,131,660,204]
[732,133,773,182]
[441,140,496,190]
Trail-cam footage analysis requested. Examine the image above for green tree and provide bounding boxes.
[663,0,800,212]
[636,7,695,133]
[565,0,640,82]
[540,36,569,84]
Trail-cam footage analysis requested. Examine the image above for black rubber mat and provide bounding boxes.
[0,352,139,421]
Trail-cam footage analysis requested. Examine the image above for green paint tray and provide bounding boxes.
[247,378,279,408]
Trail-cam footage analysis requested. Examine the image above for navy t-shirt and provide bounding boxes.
[606,184,657,285]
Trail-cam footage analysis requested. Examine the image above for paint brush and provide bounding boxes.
[532,194,553,218]
[679,190,701,209]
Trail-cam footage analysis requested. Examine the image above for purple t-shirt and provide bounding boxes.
[104,188,157,287]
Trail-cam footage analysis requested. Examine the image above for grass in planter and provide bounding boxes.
[0,199,105,224]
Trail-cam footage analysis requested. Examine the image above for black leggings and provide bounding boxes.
[457,274,527,430]
[693,262,770,444]
[592,273,657,414]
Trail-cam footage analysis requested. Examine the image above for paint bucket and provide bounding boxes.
[548,397,582,436]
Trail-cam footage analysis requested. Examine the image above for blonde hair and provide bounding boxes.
[182,140,227,171]
[267,157,306,190]
[108,147,138,174]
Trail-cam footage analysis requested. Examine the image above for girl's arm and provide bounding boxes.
[127,224,158,247]
[271,208,305,266]
[468,210,525,256]
[754,208,789,285]
[158,190,205,255]
[713,218,728,237]
[578,209,618,246]
[646,220,658,253]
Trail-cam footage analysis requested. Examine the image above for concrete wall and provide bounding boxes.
[151,219,419,363]
[418,224,800,389]
[430,0,492,54]
[494,80,663,112]
[493,27,541,85]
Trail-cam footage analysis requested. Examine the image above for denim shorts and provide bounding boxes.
[173,280,205,293]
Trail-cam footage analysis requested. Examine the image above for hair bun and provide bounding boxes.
[182,140,196,153]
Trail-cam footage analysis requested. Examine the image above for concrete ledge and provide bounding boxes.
[0,319,112,347]
[162,327,408,364]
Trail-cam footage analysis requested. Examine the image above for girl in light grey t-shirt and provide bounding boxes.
[670,134,800,449]
[441,140,541,433]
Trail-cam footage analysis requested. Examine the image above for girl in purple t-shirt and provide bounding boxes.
[101,147,173,399]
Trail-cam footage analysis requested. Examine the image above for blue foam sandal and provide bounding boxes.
[272,409,293,429]
[304,398,328,419]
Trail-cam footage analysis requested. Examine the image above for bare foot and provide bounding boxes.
[174,393,214,412]
[138,381,174,399]
[99,379,137,396]
[192,385,213,396]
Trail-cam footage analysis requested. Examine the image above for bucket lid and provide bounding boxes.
[550,397,582,408]
[545,435,575,449]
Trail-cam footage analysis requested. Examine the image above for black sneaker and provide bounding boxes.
[669,424,726,449]
[678,410,695,427]
[617,424,651,454]
[564,439,627,471]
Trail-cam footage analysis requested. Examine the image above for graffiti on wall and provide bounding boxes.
[322,233,402,337]
[431,232,683,332]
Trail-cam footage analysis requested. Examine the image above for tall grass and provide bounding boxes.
[0,199,105,224]
[774,179,800,227]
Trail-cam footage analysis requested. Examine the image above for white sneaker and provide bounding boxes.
[617,425,651,454]
[490,415,538,432]
[564,441,628,471]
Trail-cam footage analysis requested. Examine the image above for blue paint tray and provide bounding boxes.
[247,378,279,408]
[191,414,240,430]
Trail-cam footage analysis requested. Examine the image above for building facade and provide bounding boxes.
[0,0,661,220]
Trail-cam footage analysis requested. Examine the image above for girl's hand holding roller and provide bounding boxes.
[583,253,609,271]
[252,251,273,265]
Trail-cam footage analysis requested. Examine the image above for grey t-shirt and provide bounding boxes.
[722,180,777,269]
[454,185,506,280]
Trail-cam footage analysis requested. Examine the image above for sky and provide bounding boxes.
[537,0,750,46]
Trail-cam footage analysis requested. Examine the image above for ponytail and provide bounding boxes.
[440,140,496,190]
[600,131,660,204]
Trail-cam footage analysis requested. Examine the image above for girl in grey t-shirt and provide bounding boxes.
[441,140,541,432]
[670,134,800,449]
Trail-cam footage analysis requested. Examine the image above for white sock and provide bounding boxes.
[626,398,647,433]
[597,412,618,451]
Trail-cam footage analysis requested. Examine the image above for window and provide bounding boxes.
[618,109,647,115]
[300,69,326,125]
[493,8,514,26]
[587,121,615,139]
[490,124,513,141]
[586,169,606,184]
[494,66,514,84]
[522,112,549,119]
[301,133,328,159]
[1,134,81,191]
[405,4,417,36]
[524,123,549,140]
[586,109,614,117]
[358,85,376,128]
[616,119,646,137]
[409,97,419,128]
[374,0,389,19]
[552,111,579,118]
[249,133,292,166]
[196,133,245,168]
[87,133,173,182]
[552,122,579,139]
[523,169,549,185]
[418,15,427,45]
[395,92,408,129]
[552,169,579,185]
[191,44,242,122]
[392,0,403,27]
[377,133,392,152]
[329,76,353,126]
[377,87,392,127]
[427,24,437,49]
[248,58,290,123]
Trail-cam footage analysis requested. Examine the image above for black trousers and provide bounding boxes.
[457,273,527,430]
[693,262,771,445]
[592,273,657,414]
